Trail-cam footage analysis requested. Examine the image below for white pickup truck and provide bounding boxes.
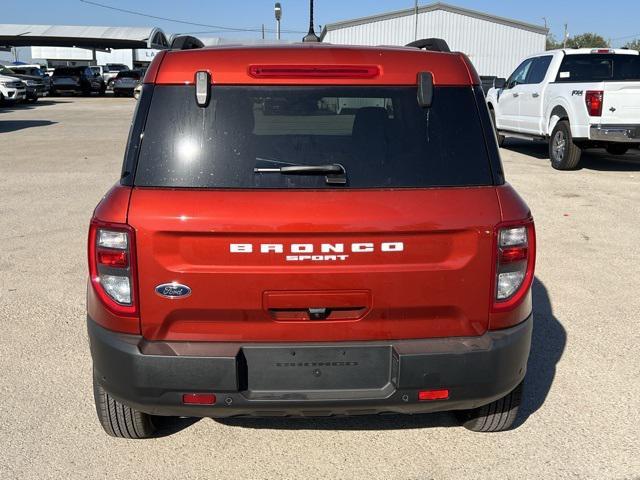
[486,48,640,170]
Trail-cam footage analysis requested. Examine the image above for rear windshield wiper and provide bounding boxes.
[254,162,347,185]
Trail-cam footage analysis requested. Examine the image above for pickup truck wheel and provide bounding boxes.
[456,382,523,432]
[550,120,581,170]
[489,109,505,147]
[606,144,629,155]
[93,373,157,439]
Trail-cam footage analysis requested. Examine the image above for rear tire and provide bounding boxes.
[606,144,629,156]
[549,120,581,170]
[93,373,157,439]
[489,108,505,147]
[456,382,523,432]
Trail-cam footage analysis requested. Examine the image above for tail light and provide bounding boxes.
[248,65,380,79]
[88,219,138,316]
[585,90,604,117]
[492,220,536,313]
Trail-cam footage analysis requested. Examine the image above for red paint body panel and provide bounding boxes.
[127,188,502,342]
[91,184,131,224]
[154,45,475,86]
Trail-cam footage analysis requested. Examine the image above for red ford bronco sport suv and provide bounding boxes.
[87,38,535,438]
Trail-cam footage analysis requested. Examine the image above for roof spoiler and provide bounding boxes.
[170,35,204,50]
[406,38,450,53]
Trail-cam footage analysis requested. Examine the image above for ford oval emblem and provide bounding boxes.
[155,283,192,299]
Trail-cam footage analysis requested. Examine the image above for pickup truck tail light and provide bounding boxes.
[585,90,604,117]
[492,221,536,312]
[88,220,138,316]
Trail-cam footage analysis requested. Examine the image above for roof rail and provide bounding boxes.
[170,35,204,50]
[406,38,450,53]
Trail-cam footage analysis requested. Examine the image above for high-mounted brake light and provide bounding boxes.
[248,65,380,79]
[591,49,612,54]
[492,221,536,313]
[88,220,138,316]
[585,90,604,117]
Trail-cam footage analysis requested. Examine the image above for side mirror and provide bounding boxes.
[494,78,506,89]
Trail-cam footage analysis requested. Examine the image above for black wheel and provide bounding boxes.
[489,108,505,147]
[93,373,157,439]
[27,97,38,104]
[456,382,523,432]
[606,144,629,156]
[99,86,106,96]
[549,120,582,170]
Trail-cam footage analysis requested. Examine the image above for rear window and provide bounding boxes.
[53,67,82,76]
[107,64,129,72]
[557,54,640,82]
[117,71,141,79]
[134,86,493,189]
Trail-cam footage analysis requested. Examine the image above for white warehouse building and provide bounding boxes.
[320,2,548,78]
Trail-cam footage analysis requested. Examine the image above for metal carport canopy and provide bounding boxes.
[0,24,169,50]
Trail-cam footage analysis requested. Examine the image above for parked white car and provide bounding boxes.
[486,48,640,169]
[0,74,26,104]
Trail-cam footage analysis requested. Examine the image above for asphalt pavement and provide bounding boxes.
[1,96,638,479]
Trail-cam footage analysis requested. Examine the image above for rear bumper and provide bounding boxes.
[590,124,640,143]
[88,314,532,418]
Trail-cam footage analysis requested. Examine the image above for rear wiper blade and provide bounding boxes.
[254,163,347,185]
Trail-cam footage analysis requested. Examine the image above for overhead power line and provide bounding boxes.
[78,0,306,34]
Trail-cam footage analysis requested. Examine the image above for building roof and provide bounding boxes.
[0,25,169,50]
[321,2,548,38]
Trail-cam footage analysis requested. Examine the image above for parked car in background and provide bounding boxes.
[7,64,51,94]
[104,63,130,89]
[0,65,45,103]
[112,70,142,97]
[0,73,26,104]
[51,66,106,96]
[486,48,640,169]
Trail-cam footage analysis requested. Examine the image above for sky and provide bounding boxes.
[2,0,640,47]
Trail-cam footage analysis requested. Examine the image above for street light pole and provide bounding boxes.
[274,2,282,40]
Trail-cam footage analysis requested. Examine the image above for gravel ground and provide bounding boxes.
[1,97,639,479]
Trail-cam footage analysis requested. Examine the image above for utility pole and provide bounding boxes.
[274,3,282,40]
[261,24,265,40]
[563,23,568,48]
[414,0,419,41]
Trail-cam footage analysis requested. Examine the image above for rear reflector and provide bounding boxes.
[182,393,216,405]
[97,249,128,268]
[248,65,380,79]
[419,389,449,401]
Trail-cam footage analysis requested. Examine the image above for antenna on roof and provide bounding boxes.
[303,0,320,42]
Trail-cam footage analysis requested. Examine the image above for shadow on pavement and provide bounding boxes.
[152,416,202,438]
[502,138,640,171]
[514,278,566,428]
[0,120,56,133]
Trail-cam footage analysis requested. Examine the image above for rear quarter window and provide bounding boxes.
[133,85,495,189]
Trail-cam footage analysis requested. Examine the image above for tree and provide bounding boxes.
[546,34,562,50]
[623,39,640,51]
[565,33,610,49]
